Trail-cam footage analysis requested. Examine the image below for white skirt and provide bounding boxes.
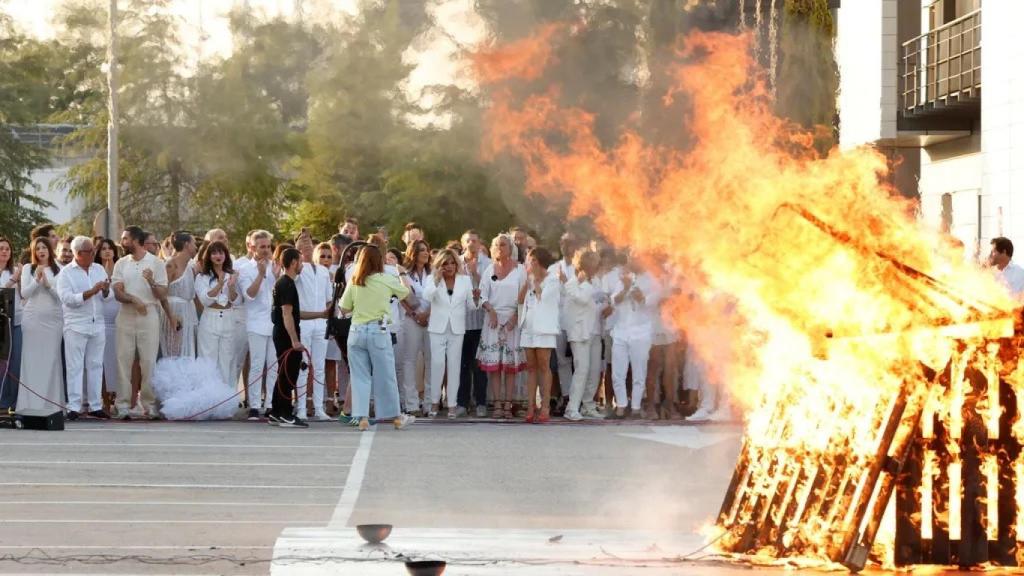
[520,331,556,349]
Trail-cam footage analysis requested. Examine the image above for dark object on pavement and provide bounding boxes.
[404,560,446,576]
[356,524,392,544]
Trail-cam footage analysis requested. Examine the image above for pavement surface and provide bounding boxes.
[0,417,779,575]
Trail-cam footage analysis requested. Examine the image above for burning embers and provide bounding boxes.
[472,24,1023,572]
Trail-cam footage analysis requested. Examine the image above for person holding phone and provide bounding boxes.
[56,236,111,419]
[195,240,242,388]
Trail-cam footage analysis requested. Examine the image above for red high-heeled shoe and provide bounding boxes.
[524,410,535,424]
[538,411,550,424]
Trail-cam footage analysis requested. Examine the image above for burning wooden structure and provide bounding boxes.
[715,208,1024,572]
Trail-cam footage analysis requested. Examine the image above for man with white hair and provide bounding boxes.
[204,228,229,246]
[238,230,278,419]
[56,236,112,420]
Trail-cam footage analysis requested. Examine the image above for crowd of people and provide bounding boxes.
[0,218,730,429]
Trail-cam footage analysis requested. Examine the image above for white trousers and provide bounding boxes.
[399,316,430,412]
[103,323,117,393]
[429,327,463,408]
[64,329,105,412]
[554,330,572,396]
[247,332,277,410]
[568,335,602,414]
[231,311,248,391]
[612,334,652,410]
[298,321,327,417]
[197,308,237,388]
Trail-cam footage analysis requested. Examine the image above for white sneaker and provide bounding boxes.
[564,411,583,422]
[688,407,713,422]
[475,406,487,418]
[581,407,605,419]
[394,413,416,430]
[314,410,332,422]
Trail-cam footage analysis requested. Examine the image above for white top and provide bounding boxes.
[21,265,62,319]
[563,277,601,341]
[1001,261,1024,299]
[548,259,575,330]
[599,268,621,335]
[520,273,561,335]
[55,262,108,336]
[296,261,332,329]
[480,262,526,313]
[608,271,660,339]
[405,268,431,314]
[195,272,243,308]
[0,268,22,326]
[423,274,476,335]
[111,252,168,308]
[237,261,276,336]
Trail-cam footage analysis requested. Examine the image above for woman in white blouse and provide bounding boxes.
[16,238,64,413]
[96,237,121,410]
[517,247,560,423]
[477,234,526,419]
[398,239,432,415]
[560,250,605,421]
[0,236,23,411]
[424,249,478,419]
[194,241,242,387]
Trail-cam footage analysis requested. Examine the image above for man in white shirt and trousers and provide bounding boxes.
[237,230,278,420]
[990,237,1024,299]
[548,233,578,409]
[295,230,333,421]
[56,236,112,420]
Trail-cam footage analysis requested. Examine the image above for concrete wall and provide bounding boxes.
[981,0,1024,247]
[836,0,899,149]
[918,134,983,255]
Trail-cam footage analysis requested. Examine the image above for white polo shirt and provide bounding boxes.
[111,252,167,308]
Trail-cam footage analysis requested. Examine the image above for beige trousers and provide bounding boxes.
[115,306,161,415]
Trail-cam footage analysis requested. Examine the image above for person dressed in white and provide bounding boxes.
[608,253,660,419]
[294,230,332,421]
[518,247,561,423]
[398,239,432,415]
[477,234,526,419]
[237,230,278,420]
[424,249,478,419]
[56,236,111,420]
[161,232,197,358]
[989,237,1024,299]
[457,230,491,417]
[16,238,64,414]
[195,241,242,388]
[95,238,120,410]
[547,232,578,408]
[560,250,605,421]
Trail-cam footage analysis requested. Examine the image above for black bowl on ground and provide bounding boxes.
[404,560,446,576]
[355,524,392,544]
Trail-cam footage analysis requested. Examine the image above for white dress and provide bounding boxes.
[161,260,198,358]
[476,263,526,374]
[16,266,64,412]
[101,282,120,394]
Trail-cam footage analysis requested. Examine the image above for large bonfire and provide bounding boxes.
[473,25,1024,570]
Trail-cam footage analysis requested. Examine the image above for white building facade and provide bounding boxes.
[836,0,1024,259]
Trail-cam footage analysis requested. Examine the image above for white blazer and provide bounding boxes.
[423,274,476,335]
[563,277,598,342]
[519,273,561,335]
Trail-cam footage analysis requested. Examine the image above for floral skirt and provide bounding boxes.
[477,309,526,374]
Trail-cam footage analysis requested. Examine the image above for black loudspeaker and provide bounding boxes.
[0,287,13,359]
[14,409,64,431]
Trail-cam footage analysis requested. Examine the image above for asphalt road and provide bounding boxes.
[0,418,744,575]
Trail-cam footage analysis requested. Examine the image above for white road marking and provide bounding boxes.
[0,545,273,550]
[328,428,375,528]
[0,482,342,489]
[61,427,354,435]
[4,460,350,468]
[2,519,322,524]
[618,426,738,450]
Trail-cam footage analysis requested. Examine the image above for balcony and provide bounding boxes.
[900,9,981,120]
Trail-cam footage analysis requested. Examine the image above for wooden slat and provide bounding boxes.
[958,366,988,566]
[895,437,924,565]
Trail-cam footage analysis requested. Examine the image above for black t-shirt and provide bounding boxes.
[272,275,301,340]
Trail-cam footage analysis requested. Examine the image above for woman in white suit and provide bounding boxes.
[424,249,478,418]
[517,247,560,423]
[561,250,605,421]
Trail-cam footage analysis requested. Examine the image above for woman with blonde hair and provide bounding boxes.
[339,244,415,431]
[476,234,526,418]
[424,248,478,418]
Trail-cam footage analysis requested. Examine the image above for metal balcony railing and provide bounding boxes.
[901,9,981,114]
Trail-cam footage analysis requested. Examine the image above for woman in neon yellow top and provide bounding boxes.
[339,245,415,431]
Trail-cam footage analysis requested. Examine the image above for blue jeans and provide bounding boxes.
[0,324,22,410]
[347,322,401,420]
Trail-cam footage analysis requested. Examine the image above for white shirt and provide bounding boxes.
[111,252,168,308]
[548,259,575,331]
[405,268,431,314]
[237,261,276,336]
[296,261,332,328]
[55,262,108,336]
[1001,261,1024,299]
[599,268,621,335]
[464,252,491,331]
[195,272,243,308]
[0,268,22,326]
[480,263,526,312]
[608,271,660,339]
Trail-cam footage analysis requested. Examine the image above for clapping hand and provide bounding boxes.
[142,268,154,283]
[558,265,568,284]
[226,273,237,288]
[256,258,268,277]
